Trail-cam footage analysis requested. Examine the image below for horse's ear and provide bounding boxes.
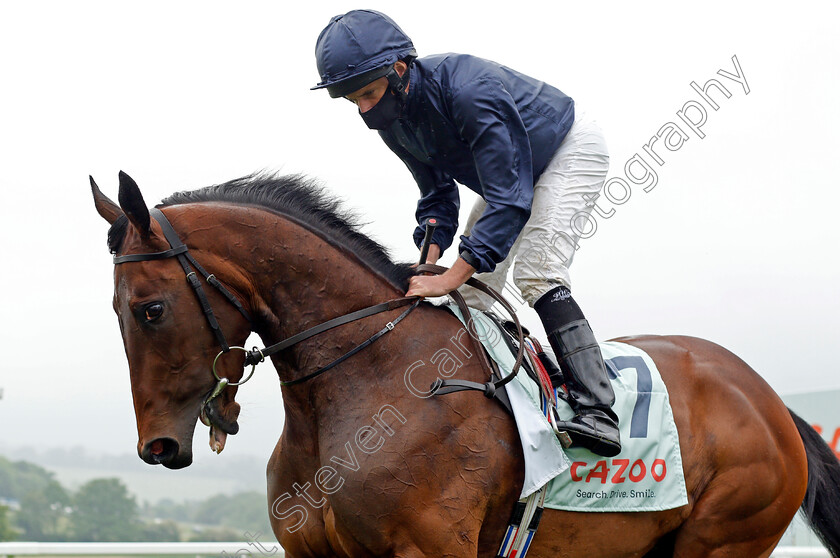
[117,171,151,238]
[90,175,123,224]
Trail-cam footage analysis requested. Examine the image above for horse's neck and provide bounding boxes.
[249,218,402,339]
[200,204,402,376]
[225,208,412,463]
[179,204,397,329]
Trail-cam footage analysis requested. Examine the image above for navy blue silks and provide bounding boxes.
[384,54,575,273]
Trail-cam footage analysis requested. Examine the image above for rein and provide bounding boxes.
[113,208,525,409]
[243,297,421,386]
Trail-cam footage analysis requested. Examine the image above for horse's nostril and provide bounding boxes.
[144,437,179,465]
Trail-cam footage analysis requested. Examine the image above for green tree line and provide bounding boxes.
[0,456,272,542]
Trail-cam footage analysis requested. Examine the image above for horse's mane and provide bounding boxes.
[109,173,416,289]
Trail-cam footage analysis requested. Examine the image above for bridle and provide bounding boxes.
[114,208,253,352]
[113,208,421,407]
[113,207,527,416]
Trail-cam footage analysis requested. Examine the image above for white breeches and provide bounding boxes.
[458,109,610,310]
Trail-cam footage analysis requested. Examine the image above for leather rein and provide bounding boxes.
[113,208,525,407]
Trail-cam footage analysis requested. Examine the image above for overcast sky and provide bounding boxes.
[1,0,838,468]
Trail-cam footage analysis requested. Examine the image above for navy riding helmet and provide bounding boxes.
[311,9,417,98]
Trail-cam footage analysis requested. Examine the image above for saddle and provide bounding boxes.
[440,305,565,419]
[416,264,565,429]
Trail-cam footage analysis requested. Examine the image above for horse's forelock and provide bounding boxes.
[107,215,129,255]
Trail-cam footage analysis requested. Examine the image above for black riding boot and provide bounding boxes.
[534,286,621,457]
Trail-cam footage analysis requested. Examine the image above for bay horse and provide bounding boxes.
[91,171,840,558]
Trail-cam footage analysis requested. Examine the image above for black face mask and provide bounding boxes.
[359,89,402,130]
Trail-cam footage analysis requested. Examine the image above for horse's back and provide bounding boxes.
[608,334,808,556]
[527,334,808,557]
[613,334,804,458]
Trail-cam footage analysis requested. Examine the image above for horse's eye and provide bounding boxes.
[144,303,164,322]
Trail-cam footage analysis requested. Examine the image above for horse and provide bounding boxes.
[90,170,840,558]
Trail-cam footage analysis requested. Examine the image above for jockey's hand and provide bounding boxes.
[407,256,477,298]
[407,274,458,297]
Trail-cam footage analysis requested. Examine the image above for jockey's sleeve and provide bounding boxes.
[380,132,461,256]
[449,77,534,274]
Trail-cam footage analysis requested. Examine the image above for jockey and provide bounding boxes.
[312,10,620,457]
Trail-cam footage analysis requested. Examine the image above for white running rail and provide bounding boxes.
[771,548,831,557]
[0,542,284,556]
